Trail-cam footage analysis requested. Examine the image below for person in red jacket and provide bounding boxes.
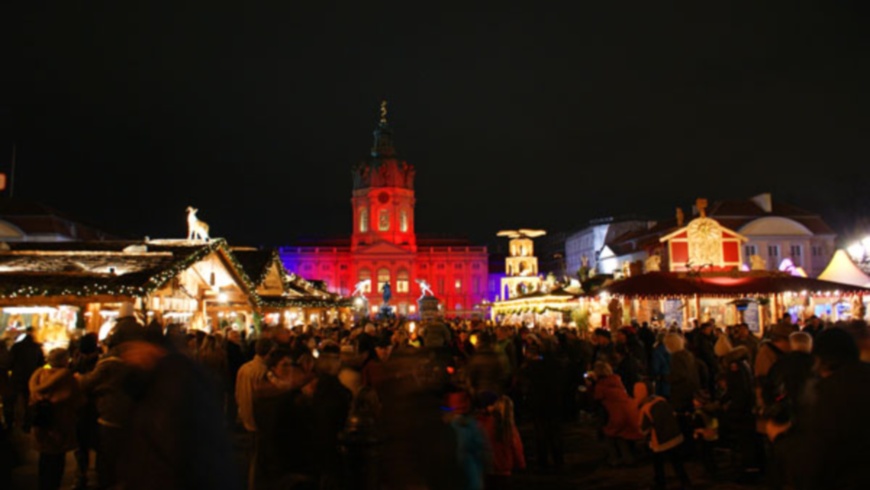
[591,361,643,467]
[476,391,525,490]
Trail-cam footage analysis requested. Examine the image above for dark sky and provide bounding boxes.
[2,2,869,248]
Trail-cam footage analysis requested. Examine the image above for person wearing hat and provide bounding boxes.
[29,348,81,490]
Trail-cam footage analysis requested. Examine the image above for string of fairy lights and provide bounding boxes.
[0,239,348,309]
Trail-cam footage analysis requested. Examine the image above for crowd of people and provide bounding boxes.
[2,304,870,490]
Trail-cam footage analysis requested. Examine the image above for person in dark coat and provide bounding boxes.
[253,348,316,490]
[225,329,246,427]
[716,343,757,478]
[518,341,565,470]
[762,331,815,426]
[309,343,353,489]
[650,335,671,398]
[70,333,100,490]
[662,333,699,413]
[116,331,240,490]
[592,328,615,365]
[638,322,657,368]
[693,322,720,395]
[794,327,870,490]
[6,328,45,431]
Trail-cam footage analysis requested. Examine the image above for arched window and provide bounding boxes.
[377,268,391,292]
[358,268,371,293]
[397,269,409,293]
[400,209,409,232]
[359,207,368,233]
[378,209,390,231]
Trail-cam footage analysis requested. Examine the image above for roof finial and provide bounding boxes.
[379,100,388,124]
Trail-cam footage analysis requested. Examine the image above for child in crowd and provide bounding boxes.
[692,390,720,476]
[634,381,691,490]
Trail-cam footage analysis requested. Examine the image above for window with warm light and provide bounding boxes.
[455,279,462,292]
[377,268,391,292]
[378,209,390,231]
[358,269,371,292]
[400,209,408,232]
[397,269,409,292]
[359,207,368,232]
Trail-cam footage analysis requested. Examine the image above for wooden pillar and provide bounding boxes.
[86,303,103,334]
[758,296,767,336]
[682,296,689,329]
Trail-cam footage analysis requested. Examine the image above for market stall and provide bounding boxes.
[0,238,261,348]
[233,247,352,329]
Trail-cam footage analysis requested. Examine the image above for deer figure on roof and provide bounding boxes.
[186,207,210,241]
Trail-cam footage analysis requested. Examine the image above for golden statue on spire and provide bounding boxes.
[379,100,388,124]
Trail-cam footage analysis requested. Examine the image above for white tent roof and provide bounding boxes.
[817,249,870,287]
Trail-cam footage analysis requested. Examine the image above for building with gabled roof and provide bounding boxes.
[232,247,350,326]
[598,193,836,277]
[0,238,262,348]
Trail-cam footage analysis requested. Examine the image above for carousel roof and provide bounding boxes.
[599,271,870,298]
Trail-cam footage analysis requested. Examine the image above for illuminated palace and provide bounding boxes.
[279,104,489,317]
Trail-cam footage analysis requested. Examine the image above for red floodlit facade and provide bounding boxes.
[279,109,489,317]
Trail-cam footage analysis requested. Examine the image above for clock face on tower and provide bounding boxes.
[377,192,390,204]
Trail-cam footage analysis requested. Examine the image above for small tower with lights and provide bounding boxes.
[498,229,546,299]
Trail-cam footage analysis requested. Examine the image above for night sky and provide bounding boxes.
[2,2,869,248]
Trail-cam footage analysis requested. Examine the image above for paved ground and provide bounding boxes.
[8,416,765,489]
